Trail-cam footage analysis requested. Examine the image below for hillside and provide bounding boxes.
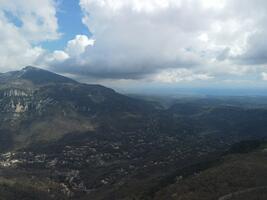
[0,66,155,151]
[0,67,267,199]
[155,141,267,200]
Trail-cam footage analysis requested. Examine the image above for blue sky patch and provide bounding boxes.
[41,0,91,51]
[4,10,23,27]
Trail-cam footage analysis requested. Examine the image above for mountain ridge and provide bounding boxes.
[0,66,77,85]
[0,66,156,151]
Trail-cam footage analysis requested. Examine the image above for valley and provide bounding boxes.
[0,67,267,199]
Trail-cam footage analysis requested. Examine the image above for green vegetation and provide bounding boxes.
[155,141,267,200]
[0,67,267,199]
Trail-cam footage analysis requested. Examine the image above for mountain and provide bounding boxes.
[0,66,155,151]
[0,66,77,85]
[1,67,267,199]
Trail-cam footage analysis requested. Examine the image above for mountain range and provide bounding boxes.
[0,67,267,199]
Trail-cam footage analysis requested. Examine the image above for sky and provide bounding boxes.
[1,0,267,94]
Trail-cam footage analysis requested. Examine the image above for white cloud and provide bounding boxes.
[52,50,69,61]
[54,0,220,78]
[46,0,266,81]
[65,35,94,57]
[41,35,94,66]
[0,0,59,71]
[202,0,226,9]
[154,68,213,83]
[261,72,267,81]
[2,0,267,86]
[1,0,59,42]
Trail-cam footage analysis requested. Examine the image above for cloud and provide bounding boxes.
[50,0,219,79]
[235,31,267,65]
[0,0,59,71]
[2,0,267,86]
[261,72,267,81]
[43,0,267,82]
[65,35,95,57]
[154,68,214,83]
[1,0,59,42]
[52,50,69,61]
[41,35,95,71]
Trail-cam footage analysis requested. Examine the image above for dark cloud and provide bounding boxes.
[234,31,267,65]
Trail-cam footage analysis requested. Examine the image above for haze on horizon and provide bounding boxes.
[1,0,267,93]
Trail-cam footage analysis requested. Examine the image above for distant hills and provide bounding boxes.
[1,67,267,199]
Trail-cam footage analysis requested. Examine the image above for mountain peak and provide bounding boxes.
[0,66,77,86]
[22,66,42,71]
[18,66,77,85]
